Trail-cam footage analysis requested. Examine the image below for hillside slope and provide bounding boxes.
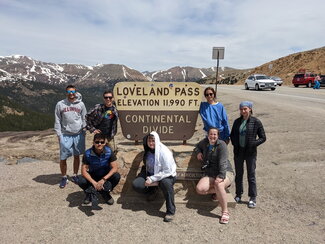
[202,46,325,86]
[241,46,325,85]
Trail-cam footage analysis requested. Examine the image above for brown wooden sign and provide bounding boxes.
[114,82,202,141]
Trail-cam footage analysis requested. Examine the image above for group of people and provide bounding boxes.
[196,87,266,223]
[54,85,266,224]
[54,86,120,207]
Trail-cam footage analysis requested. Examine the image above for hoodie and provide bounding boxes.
[54,92,87,136]
[143,131,177,182]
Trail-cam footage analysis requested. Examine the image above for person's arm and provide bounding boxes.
[230,119,239,146]
[81,164,97,186]
[216,142,229,180]
[221,105,230,143]
[54,103,62,138]
[81,155,103,190]
[148,150,175,182]
[102,160,118,182]
[85,105,100,133]
[111,108,118,138]
[194,139,205,161]
[254,119,266,147]
[81,103,87,130]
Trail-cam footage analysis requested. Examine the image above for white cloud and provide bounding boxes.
[0,0,324,71]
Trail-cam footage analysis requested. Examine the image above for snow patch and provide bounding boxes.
[122,66,132,79]
[181,69,186,80]
[199,69,207,78]
[13,55,24,59]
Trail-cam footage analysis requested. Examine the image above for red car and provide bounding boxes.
[292,72,315,88]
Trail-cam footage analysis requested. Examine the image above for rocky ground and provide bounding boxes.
[0,85,324,243]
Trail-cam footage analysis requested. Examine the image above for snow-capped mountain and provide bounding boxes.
[0,55,149,87]
[0,55,228,86]
[142,66,237,83]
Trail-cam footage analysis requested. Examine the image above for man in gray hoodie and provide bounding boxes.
[54,85,87,188]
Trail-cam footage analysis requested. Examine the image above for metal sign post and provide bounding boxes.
[212,47,225,92]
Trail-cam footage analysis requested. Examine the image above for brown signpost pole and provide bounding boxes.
[212,47,225,93]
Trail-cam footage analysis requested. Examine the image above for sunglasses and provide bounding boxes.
[94,140,105,145]
[66,90,76,94]
[104,96,113,100]
[205,93,214,97]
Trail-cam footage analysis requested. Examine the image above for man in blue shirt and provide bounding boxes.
[78,133,120,209]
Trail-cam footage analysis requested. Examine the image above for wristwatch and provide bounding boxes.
[102,177,107,182]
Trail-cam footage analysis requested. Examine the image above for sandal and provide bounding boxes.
[219,211,229,224]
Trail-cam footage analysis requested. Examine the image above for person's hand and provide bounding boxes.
[145,177,152,186]
[197,152,203,161]
[93,129,101,134]
[93,180,104,190]
[215,177,224,184]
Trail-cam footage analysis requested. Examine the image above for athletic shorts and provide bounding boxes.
[59,132,85,160]
[204,171,234,184]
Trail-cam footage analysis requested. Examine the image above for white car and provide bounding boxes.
[269,76,283,86]
[245,74,276,91]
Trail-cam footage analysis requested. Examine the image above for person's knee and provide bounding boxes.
[196,184,208,194]
[160,178,173,188]
[132,178,145,192]
[103,181,112,191]
[78,176,88,189]
[112,172,121,182]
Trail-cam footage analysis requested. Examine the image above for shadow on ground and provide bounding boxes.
[117,151,166,219]
[32,173,62,185]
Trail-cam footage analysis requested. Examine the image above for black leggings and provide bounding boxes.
[234,151,257,198]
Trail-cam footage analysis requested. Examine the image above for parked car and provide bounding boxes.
[245,74,276,91]
[269,76,283,86]
[292,72,315,87]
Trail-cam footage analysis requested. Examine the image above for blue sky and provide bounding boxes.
[0,0,324,71]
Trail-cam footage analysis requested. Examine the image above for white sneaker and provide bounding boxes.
[248,200,256,208]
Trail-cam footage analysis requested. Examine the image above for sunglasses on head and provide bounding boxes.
[104,96,113,100]
[205,93,214,97]
[66,90,76,94]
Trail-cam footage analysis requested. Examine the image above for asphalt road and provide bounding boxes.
[204,84,325,115]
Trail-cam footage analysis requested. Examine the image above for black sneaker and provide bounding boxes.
[164,214,175,222]
[102,192,114,205]
[83,193,91,205]
[70,175,79,185]
[234,196,241,203]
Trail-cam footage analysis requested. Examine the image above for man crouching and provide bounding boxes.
[78,133,120,209]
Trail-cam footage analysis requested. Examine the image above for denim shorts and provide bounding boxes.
[59,132,85,160]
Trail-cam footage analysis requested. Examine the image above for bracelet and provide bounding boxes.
[102,178,107,182]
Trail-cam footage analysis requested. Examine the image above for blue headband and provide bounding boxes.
[239,101,253,109]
